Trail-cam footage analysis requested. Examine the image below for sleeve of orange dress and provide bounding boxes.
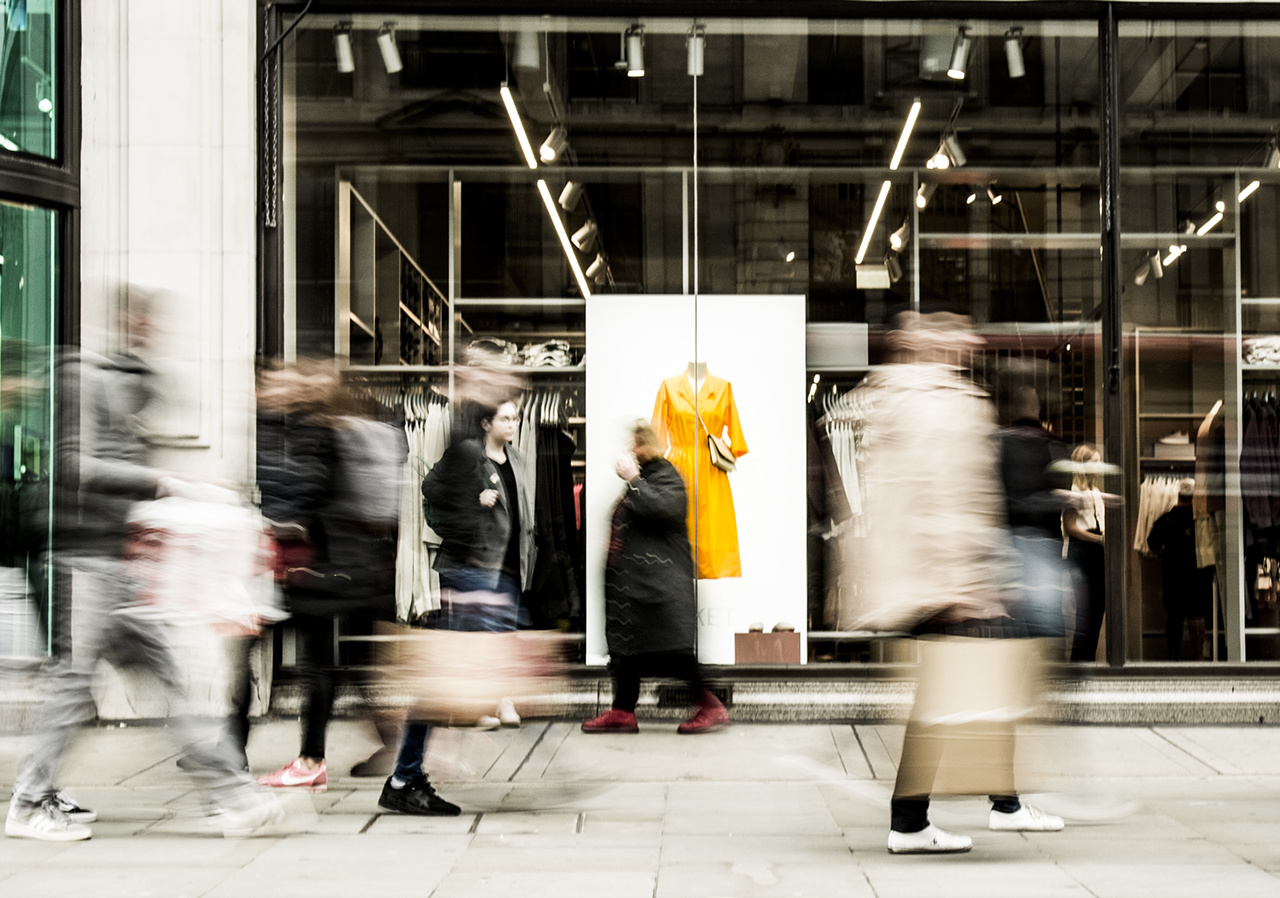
[725,381,749,459]
[651,381,671,454]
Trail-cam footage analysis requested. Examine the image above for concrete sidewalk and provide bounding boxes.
[3,718,1280,897]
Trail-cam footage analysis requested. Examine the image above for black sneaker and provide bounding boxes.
[378,775,461,817]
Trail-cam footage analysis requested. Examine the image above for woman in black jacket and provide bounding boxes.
[582,421,728,734]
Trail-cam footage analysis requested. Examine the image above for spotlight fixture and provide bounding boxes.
[943,133,967,168]
[988,185,1003,205]
[499,83,538,169]
[916,181,937,209]
[37,93,51,114]
[889,221,910,251]
[1180,218,1197,234]
[617,26,645,77]
[558,181,584,212]
[377,23,403,74]
[885,252,904,283]
[333,23,355,74]
[539,126,568,164]
[966,188,978,204]
[1149,250,1164,279]
[1133,259,1150,286]
[855,180,893,265]
[1004,27,1025,79]
[1240,180,1261,202]
[571,220,599,253]
[889,99,922,171]
[536,180,592,298]
[687,26,705,77]
[785,250,796,263]
[1196,200,1225,236]
[927,145,950,170]
[947,26,972,80]
[1267,143,1280,169]
[514,31,540,70]
[586,253,606,281]
[1162,244,1186,267]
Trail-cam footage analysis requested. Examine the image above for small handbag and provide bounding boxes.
[707,433,736,473]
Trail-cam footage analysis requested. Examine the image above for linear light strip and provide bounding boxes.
[1239,180,1261,202]
[500,84,538,170]
[1196,212,1223,236]
[538,180,592,298]
[855,180,892,264]
[889,100,921,171]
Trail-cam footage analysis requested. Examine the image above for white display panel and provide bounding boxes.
[585,295,807,665]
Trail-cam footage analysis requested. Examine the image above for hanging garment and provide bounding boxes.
[651,373,749,579]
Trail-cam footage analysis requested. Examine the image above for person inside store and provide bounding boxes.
[851,311,1063,855]
[255,365,405,793]
[1149,478,1212,661]
[581,420,729,735]
[379,396,535,816]
[1064,443,1107,662]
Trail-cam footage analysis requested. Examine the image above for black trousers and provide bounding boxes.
[1069,540,1106,662]
[610,651,705,712]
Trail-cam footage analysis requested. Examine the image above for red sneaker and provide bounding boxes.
[678,694,730,734]
[581,709,640,733]
[256,758,328,791]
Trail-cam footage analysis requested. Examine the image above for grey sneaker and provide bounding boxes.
[210,795,285,839]
[6,799,92,842]
[53,790,97,824]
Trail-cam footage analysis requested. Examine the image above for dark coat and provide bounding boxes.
[422,438,536,592]
[604,457,696,657]
[999,419,1070,536]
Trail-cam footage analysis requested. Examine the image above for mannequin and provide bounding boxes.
[686,361,707,393]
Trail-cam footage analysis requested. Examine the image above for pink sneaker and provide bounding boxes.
[256,759,328,791]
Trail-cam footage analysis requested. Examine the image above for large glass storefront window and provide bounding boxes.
[0,199,57,654]
[279,12,1110,666]
[0,0,57,159]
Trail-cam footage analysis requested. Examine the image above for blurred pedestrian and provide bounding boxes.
[852,312,1062,854]
[581,420,728,735]
[1064,443,1106,662]
[379,396,534,816]
[255,364,404,792]
[6,289,278,842]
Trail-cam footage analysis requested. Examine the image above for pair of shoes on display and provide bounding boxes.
[678,692,730,735]
[887,823,973,854]
[210,794,285,839]
[581,709,640,733]
[378,775,461,816]
[989,804,1064,832]
[5,798,92,842]
[256,758,328,792]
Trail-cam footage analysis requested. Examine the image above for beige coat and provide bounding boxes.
[849,363,1015,632]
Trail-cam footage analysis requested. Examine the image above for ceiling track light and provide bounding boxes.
[377,22,403,74]
[333,23,354,74]
[617,25,645,77]
[539,126,568,164]
[571,220,599,253]
[943,133,967,168]
[889,221,910,252]
[558,181,584,212]
[988,185,1003,205]
[514,31,540,71]
[889,99,921,171]
[1267,143,1280,169]
[500,83,538,170]
[885,252,904,283]
[687,25,705,78]
[1133,258,1151,286]
[966,188,978,204]
[586,253,609,285]
[1004,27,1025,79]
[1163,244,1186,267]
[855,180,892,265]
[537,180,592,298]
[947,26,971,80]
[916,181,937,209]
[1149,250,1164,279]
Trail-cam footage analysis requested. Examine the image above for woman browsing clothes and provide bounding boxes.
[582,421,728,735]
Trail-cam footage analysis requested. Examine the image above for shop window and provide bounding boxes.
[0,0,56,159]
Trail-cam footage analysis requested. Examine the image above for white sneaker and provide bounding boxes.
[5,800,92,842]
[887,823,972,854]
[989,804,1064,832]
[497,697,521,727]
[53,790,98,823]
[211,795,285,839]
[475,715,501,730]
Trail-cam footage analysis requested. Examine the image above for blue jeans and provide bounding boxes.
[393,570,520,782]
[1008,528,1068,639]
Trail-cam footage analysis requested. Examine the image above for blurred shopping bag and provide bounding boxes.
[375,622,567,727]
[0,566,44,664]
[900,635,1047,797]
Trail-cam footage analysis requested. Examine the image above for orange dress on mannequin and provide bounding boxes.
[652,372,749,579]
